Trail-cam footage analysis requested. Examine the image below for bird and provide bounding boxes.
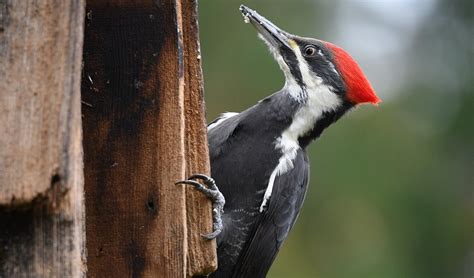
[177,5,380,278]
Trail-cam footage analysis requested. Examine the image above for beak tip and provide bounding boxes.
[240,5,252,23]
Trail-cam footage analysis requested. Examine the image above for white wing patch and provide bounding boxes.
[208,112,239,131]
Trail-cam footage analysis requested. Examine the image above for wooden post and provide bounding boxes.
[82,0,217,276]
[0,1,86,277]
[181,1,218,275]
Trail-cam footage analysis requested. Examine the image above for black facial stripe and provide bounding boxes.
[279,47,304,87]
[296,40,346,95]
[308,57,345,94]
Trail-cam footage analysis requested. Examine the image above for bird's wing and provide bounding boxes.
[232,149,310,277]
[208,112,238,128]
[207,112,243,160]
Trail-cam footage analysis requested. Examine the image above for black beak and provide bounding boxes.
[240,5,292,50]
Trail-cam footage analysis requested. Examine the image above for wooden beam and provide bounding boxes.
[181,0,217,275]
[82,0,216,276]
[0,0,86,277]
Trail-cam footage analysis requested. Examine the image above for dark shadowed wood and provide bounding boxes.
[181,0,218,276]
[0,0,86,277]
[82,0,215,276]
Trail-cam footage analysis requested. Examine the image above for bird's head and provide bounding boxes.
[240,5,380,109]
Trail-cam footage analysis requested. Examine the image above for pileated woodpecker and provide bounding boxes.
[177,5,380,277]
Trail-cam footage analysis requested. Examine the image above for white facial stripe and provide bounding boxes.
[261,85,340,212]
[260,43,342,212]
[317,48,339,76]
[328,61,340,76]
[294,45,322,89]
[255,30,346,213]
[290,43,341,111]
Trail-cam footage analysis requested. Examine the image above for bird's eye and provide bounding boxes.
[304,45,317,57]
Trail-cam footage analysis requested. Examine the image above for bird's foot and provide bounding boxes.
[176,174,225,239]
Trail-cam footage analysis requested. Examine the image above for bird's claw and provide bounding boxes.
[176,174,225,240]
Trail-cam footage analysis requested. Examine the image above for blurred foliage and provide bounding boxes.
[199,0,473,277]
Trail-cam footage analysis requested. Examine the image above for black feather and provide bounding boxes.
[207,90,316,277]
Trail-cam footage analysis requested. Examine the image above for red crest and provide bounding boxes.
[324,42,381,105]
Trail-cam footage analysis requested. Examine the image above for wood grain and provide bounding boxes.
[181,0,218,276]
[0,0,86,276]
[82,0,215,276]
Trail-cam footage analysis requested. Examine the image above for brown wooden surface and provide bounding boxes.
[0,0,86,277]
[181,0,218,276]
[82,0,215,276]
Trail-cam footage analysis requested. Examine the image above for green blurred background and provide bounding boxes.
[198,1,473,277]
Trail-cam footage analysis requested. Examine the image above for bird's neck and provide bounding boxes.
[296,102,352,148]
[279,84,352,149]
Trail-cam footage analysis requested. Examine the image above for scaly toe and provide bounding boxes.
[201,229,220,240]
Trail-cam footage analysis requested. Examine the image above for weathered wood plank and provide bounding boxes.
[181,0,218,276]
[82,0,216,276]
[0,0,86,277]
